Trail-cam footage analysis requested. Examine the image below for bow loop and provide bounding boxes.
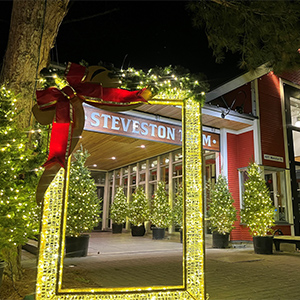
[35,62,152,169]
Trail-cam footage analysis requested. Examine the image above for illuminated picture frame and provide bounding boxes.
[36,99,205,300]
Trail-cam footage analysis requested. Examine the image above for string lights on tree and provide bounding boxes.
[0,85,47,277]
[209,174,237,235]
[66,146,102,237]
[150,181,173,228]
[128,187,150,227]
[110,187,128,225]
[173,184,183,229]
[240,162,275,236]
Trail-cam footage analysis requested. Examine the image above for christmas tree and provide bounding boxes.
[110,187,128,225]
[0,85,47,276]
[173,185,183,229]
[66,146,102,237]
[209,174,237,235]
[150,181,173,228]
[128,187,150,226]
[240,162,275,236]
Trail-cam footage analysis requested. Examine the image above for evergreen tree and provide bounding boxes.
[66,146,102,237]
[0,86,46,277]
[188,0,300,73]
[209,174,237,235]
[150,181,173,228]
[110,187,128,225]
[173,185,183,228]
[128,187,150,226]
[240,162,275,236]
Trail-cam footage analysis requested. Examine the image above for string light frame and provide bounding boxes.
[35,97,205,299]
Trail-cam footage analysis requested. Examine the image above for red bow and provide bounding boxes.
[36,63,150,168]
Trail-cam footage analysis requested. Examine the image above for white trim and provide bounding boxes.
[238,168,247,210]
[202,105,255,125]
[205,63,270,102]
[280,78,291,169]
[253,119,261,165]
[281,78,300,90]
[220,128,228,178]
[215,152,220,178]
[280,80,295,232]
[253,79,262,165]
[225,125,254,135]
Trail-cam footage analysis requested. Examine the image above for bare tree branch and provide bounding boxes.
[63,8,119,24]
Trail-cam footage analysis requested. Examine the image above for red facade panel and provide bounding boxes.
[208,84,253,114]
[258,74,286,168]
[227,131,254,241]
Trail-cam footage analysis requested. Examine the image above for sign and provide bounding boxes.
[263,154,284,163]
[202,131,220,152]
[84,105,220,151]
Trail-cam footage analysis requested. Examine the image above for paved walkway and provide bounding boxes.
[22,231,300,299]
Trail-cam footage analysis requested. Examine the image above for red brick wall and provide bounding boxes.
[227,130,254,241]
[258,73,286,168]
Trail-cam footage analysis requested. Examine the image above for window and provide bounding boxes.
[160,154,169,185]
[289,97,300,127]
[293,131,300,162]
[90,171,106,185]
[239,168,249,209]
[264,169,288,222]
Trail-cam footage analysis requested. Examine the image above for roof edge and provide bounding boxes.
[206,63,271,102]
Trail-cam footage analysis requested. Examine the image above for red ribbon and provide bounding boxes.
[36,63,150,168]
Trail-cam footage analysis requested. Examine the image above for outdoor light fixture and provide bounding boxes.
[111,156,116,160]
[93,164,97,167]
[140,145,145,148]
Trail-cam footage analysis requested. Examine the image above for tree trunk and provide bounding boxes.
[0,0,69,128]
[0,0,69,280]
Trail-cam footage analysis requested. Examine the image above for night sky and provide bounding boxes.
[1,1,244,89]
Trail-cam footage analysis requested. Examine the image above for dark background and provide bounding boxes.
[0,1,244,89]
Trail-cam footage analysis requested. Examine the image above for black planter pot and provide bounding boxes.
[65,234,90,257]
[112,223,123,234]
[152,227,165,240]
[212,232,230,248]
[253,236,273,254]
[131,224,145,236]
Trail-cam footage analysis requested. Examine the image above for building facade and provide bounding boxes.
[80,66,300,241]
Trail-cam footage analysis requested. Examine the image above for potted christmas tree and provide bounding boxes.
[209,174,237,248]
[65,146,102,257]
[110,187,128,233]
[128,187,150,236]
[150,181,173,239]
[173,185,183,242]
[240,162,275,254]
